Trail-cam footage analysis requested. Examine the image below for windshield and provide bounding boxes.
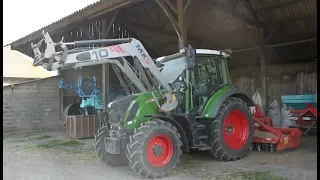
[193,55,228,88]
[158,57,187,84]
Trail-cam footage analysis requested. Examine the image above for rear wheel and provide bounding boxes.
[94,125,128,166]
[126,119,182,179]
[210,97,253,161]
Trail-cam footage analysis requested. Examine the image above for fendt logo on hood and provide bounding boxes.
[136,44,151,64]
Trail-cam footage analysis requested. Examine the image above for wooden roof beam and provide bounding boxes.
[255,0,310,12]
[162,0,177,15]
[230,0,241,12]
[184,0,192,12]
[232,37,317,53]
[266,13,317,25]
[130,22,176,37]
[155,0,181,39]
[285,56,317,62]
[244,0,261,23]
[244,0,284,62]
[266,37,316,48]
[105,10,119,38]
[129,22,197,40]
[139,3,157,25]
[265,24,282,44]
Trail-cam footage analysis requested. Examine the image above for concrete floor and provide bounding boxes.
[3,131,317,180]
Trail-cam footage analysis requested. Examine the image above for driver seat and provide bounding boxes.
[193,79,216,114]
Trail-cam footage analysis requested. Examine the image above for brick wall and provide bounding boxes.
[3,76,62,133]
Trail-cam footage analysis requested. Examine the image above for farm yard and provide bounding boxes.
[4,131,317,180]
[4,0,317,180]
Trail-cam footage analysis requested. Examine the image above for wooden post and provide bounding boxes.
[58,70,65,129]
[177,0,186,50]
[155,0,183,50]
[101,18,110,111]
[257,28,267,107]
[102,64,109,111]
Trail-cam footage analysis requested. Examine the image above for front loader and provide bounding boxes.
[30,31,255,179]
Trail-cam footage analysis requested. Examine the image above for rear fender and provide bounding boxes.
[201,85,254,118]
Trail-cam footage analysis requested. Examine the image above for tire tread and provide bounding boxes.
[126,118,182,179]
[209,97,253,161]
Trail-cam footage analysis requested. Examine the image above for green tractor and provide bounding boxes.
[29,32,254,179]
[94,48,254,178]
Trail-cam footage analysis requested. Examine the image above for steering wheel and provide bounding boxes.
[194,80,217,97]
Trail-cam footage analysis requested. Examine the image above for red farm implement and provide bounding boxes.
[290,104,317,135]
[251,105,302,152]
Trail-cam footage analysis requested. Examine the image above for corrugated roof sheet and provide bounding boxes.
[10,0,317,66]
[10,0,140,47]
[12,0,102,45]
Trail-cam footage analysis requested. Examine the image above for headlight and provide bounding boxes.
[108,109,123,124]
[126,103,139,121]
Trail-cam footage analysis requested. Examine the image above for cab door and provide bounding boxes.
[191,54,229,114]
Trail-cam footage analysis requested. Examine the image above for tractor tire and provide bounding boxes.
[210,97,253,161]
[126,119,183,179]
[94,125,128,166]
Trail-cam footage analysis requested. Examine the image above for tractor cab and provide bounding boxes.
[192,50,231,114]
[158,49,231,115]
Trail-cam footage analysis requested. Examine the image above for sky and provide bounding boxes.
[3,0,100,45]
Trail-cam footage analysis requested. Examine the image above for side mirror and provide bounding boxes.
[178,76,187,92]
[178,76,184,82]
[186,45,196,69]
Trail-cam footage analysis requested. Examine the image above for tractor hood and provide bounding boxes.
[107,95,138,124]
[107,92,159,126]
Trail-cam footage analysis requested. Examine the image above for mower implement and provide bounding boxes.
[252,105,302,152]
[31,31,256,179]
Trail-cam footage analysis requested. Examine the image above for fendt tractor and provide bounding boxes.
[31,31,255,179]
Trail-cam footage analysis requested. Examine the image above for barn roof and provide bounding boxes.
[9,0,317,68]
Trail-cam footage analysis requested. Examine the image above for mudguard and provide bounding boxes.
[201,85,254,118]
[144,114,189,152]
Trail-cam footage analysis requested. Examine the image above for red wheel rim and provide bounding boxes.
[223,110,249,150]
[147,134,173,167]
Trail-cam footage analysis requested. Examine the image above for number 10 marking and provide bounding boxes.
[91,49,109,61]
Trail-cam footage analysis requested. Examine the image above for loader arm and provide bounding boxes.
[31,31,172,92]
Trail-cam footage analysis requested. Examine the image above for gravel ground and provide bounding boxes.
[3,131,317,180]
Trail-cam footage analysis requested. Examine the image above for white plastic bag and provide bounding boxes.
[252,92,264,114]
[281,104,296,128]
[266,100,281,127]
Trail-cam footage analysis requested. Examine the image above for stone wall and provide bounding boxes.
[3,76,62,133]
[3,77,36,86]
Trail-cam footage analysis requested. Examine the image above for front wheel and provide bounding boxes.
[126,119,183,179]
[210,97,254,161]
[94,125,128,166]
